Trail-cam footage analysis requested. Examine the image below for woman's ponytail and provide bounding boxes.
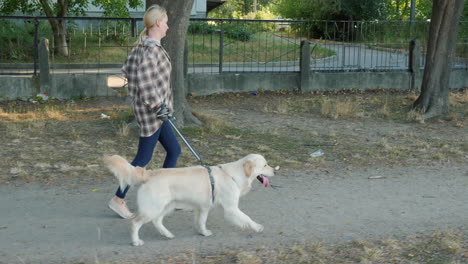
[134,4,166,46]
[135,27,148,46]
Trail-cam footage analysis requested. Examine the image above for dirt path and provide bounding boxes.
[0,165,466,263]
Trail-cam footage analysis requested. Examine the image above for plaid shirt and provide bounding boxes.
[122,38,173,137]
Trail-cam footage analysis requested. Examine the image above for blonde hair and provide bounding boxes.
[135,4,167,45]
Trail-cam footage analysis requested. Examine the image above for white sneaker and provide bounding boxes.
[108,197,135,219]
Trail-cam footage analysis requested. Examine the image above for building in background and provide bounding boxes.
[85,0,224,18]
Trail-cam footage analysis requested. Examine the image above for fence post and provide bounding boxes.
[219,22,224,73]
[39,38,51,94]
[33,19,39,76]
[409,39,421,90]
[131,18,136,37]
[300,40,311,91]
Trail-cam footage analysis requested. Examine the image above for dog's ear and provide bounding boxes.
[134,166,148,183]
[243,160,255,178]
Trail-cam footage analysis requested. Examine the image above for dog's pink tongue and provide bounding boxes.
[263,176,270,187]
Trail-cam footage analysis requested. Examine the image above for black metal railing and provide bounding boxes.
[0,16,467,76]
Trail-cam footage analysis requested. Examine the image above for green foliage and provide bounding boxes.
[0,0,89,16]
[188,21,253,42]
[273,0,333,20]
[103,30,129,45]
[274,0,385,21]
[240,4,279,32]
[208,0,272,18]
[223,23,253,41]
[209,2,279,32]
[188,21,218,34]
[0,0,142,17]
[463,0,468,20]
[0,20,28,61]
[100,21,132,45]
[0,0,142,57]
[0,19,52,61]
[92,0,142,17]
[0,0,42,15]
[384,0,432,20]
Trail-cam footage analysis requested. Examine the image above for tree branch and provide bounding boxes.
[38,0,54,17]
[57,0,68,17]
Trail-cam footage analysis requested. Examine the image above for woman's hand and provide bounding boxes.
[154,104,171,120]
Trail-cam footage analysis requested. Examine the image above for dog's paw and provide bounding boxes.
[254,224,264,233]
[132,239,144,246]
[163,232,175,239]
[200,229,213,237]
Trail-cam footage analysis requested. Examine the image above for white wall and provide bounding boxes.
[191,0,207,18]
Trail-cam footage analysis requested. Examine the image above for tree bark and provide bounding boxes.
[49,20,69,57]
[39,0,69,56]
[412,0,464,120]
[146,0,201,127]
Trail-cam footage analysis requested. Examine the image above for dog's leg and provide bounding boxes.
[223,206,264,232]
[152,215,175,239]
[195,207,212,236]
[131,215,151,246]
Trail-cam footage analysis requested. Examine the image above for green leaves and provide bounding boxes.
[0,0,40,15]
[0,0,143,18]
[92,0,143,18]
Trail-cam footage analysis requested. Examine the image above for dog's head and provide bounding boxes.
[242,154,275,188]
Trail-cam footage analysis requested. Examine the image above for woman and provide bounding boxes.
[108,4,181,219]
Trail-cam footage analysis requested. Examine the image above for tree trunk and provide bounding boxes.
[412,0,464,120]
[40,0,69,56]
[49,20,69,57]
[146,0,201,128]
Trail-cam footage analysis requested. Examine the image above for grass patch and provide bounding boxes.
[190,89,467,168]
[0,90,466,184]
[320,97,364,119]
[179,124,319,168]
[189,31,335,64]
[2,27,335,64]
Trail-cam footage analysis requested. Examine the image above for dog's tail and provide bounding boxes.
[103,155,148,190]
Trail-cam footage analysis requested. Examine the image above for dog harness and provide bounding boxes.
[203,165,216,203]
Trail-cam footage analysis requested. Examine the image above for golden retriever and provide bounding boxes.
[103,154,275,246]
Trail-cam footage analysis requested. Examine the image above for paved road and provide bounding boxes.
[0,165,466,263]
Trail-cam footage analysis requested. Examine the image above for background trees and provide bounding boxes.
[273,0,386,21]
[0,0,142,56]
[208,0,276,20]
[271,0,468,21]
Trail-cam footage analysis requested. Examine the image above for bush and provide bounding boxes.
[223,23,253,42]
[0,19,54,61]
[188,21,218,34]
[189,21,253,42]
[0,20,34,61]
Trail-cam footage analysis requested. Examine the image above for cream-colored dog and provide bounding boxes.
[103,154,275,246]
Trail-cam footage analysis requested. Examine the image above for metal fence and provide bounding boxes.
[0,16,467,76]
[188,18,468,73]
